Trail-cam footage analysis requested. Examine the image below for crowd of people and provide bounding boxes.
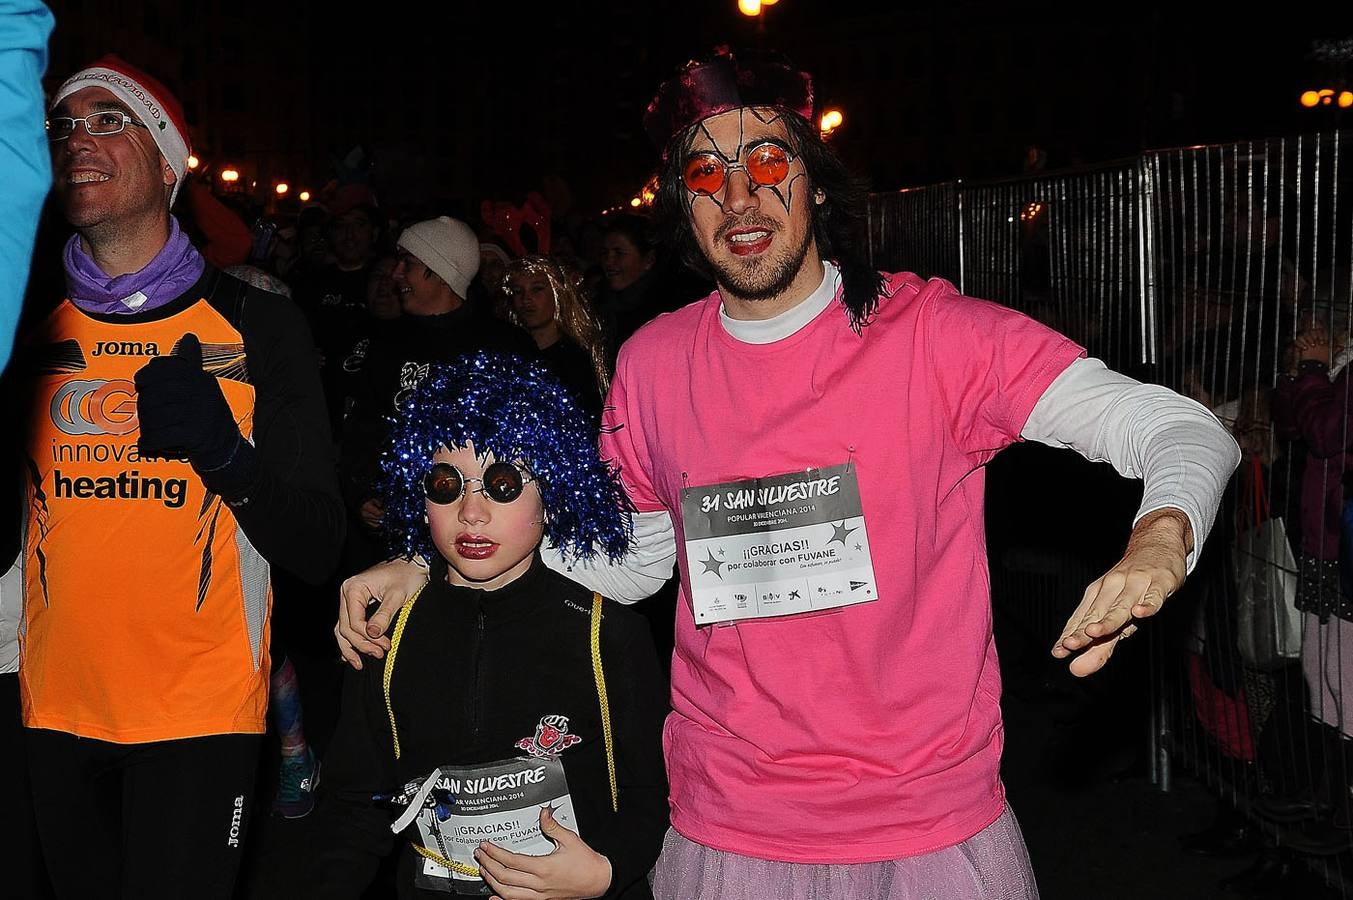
[1165,302,1353,887]
[0,27,1248,900]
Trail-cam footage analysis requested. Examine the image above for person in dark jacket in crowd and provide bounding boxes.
[1267,321,1353,855]
[594,214,694,350]
[290,187,385,435]
[302,353,668,899]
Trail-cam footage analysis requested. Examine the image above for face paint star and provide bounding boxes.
[828,521,859,546]
[700,548,726,578]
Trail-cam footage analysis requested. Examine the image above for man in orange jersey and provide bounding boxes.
[17,55,343,898]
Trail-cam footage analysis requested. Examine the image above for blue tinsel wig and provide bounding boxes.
[382,352,632,563]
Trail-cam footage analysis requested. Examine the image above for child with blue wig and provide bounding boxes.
[301,352,669,899]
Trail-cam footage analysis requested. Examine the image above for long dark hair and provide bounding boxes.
[652,109,884,332]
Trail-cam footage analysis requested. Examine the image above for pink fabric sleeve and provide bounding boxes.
[925,290,1086,463]
[599,350,665,512]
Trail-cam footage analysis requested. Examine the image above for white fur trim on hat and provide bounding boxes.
[397,216,480,299]
[52,65,190,206]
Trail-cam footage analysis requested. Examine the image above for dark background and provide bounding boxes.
[39,0,1353,219]
[31,5,1353,896]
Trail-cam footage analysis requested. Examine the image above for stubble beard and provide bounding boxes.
[709,220,814,305]
[63,181,169,255]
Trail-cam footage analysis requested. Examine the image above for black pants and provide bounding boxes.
[25,728,262,899]
[2,675,53,898]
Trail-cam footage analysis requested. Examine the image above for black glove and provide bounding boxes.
[135,333,256,497]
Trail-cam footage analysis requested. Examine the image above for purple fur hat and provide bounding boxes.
[643,49,814,157]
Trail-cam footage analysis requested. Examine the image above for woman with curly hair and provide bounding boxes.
[504,256,611,423]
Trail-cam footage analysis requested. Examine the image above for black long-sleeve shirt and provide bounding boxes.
[308,555,670,899]
[538,336,604,426]
[210,271,345,581]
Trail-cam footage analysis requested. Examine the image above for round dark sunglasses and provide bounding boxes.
[423,461,535,505]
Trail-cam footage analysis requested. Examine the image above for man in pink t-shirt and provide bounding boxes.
[339,51,1238,899]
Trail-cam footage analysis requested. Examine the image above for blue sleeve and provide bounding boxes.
[0,1,55,374]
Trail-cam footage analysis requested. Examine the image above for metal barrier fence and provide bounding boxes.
[869,162,1146,372]
[869,131,1353,892]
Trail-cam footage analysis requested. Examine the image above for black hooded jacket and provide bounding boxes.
[303,555,670,899]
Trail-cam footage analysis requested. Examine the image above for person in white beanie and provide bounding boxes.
[337,216,535,574]
[394,215,480,309]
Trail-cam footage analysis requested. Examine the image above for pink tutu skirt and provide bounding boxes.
[652,804,1038,900]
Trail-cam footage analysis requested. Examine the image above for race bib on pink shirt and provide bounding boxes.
[680,463,879,625]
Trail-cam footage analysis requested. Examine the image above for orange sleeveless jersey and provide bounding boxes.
[21,298,272,743]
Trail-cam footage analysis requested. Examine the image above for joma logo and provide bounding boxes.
[227,794,244,847]
[91,341,159,357]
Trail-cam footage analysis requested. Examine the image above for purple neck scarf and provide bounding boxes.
[63,216,206,315]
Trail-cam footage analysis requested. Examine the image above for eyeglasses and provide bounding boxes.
[46,111,149,142]
[683,142,794,196]
[423,461,535,505]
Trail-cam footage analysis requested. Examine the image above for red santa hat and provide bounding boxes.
[52,54,192,205]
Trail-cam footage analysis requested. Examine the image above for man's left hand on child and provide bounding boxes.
[474,807,613,900]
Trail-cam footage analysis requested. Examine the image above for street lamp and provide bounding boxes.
[275,182,289,196]
[637,172,659,207]
[738,0,778,28]
[1300,89,1353,108]
[220,167,240,183]
[187,154,200,170]
[819,108,844,137]
[299,190,311,202]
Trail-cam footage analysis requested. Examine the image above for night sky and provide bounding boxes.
[41,0,1353,218]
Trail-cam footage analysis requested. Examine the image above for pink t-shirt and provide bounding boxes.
[601,271,1085,863]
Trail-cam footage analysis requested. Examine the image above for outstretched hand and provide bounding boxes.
[1051,508,1191,677]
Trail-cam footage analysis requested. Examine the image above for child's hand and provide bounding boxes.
[474,807,613,900]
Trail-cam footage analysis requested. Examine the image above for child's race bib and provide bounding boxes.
[390,756,578,895]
